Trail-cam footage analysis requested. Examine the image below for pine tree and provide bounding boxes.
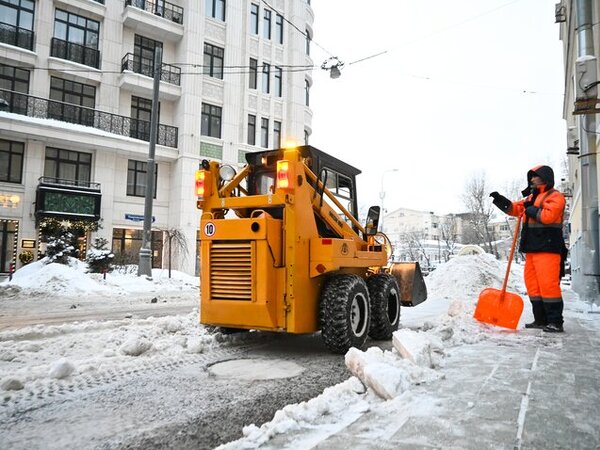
[45,232,75,265]
[86,238,114,273]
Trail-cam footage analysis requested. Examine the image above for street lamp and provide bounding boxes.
[379,168,399,232]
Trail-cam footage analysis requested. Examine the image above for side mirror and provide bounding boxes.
[365,205,380,237]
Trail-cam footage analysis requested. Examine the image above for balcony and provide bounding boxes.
[123,0,184,42]
[125,0,183,24]
[121,53,181,86]
[36,177,102,221]
[0,89,178,148]
[50,38,100,69]
[0,21,34,51]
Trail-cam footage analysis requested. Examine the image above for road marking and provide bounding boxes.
[514,347,540,450]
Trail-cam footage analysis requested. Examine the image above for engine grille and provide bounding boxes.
[209,241,253,301]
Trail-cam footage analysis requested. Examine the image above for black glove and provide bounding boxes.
[525,205,540,220]
[523,200,533,208]
[489,192,511,213]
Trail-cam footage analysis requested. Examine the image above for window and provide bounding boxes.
[0,139,24,183]
[0,220,17,274]
[274,66,282,97]
[249,58,257,89]
[52,9,100,68]
[262,63,270,94]
[206,0,225,21]
[134,34,163,77]
[305,79,310,106]
[0,62,30,114]
[48,76,96,126]
[44,148,92,183]
[127,160,157,198]
[248,114,256,145]
[263,9,271,39]
[275,14,283,44]
[273,121,281,149]
[203,43,224,79]
[0,0,35,50]
[304,129,309,145]
[201,103,222,138]
[305,29,311,55]
[261,118,269,148]
[112,228,162,268]
[130,96,159,141]
[250,3,259,35]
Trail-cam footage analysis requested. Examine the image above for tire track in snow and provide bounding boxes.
[0,344,261,416]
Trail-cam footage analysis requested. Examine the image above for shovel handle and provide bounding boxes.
[501,215,522,295]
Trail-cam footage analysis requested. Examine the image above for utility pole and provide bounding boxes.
[138,46,162,278]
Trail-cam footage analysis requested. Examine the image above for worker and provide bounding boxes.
[489,165,567,333]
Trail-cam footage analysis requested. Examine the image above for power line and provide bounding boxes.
[259,0,335,58]
[342,0,527,69]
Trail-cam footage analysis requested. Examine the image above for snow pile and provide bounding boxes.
[426,254,525,306]
[5,258,110,295]
[217,377,370,450]
[0,257,198,297]
[392,329,444,368]
[345,346,441,400]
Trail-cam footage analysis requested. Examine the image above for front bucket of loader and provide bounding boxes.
[390,262,428,306]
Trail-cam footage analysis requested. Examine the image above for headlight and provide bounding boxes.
[219,164,236,181]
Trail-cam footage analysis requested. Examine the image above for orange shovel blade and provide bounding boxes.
[474,288,524,330]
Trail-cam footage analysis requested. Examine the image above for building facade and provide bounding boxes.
[556,0,599,300]
[0,0,314,275]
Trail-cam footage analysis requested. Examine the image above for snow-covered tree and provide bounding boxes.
[86,238,114,273]
[45,231,75,265]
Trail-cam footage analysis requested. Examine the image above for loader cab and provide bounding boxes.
[245,145,361,225]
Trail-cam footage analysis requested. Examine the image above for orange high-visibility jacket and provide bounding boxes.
[509,187,565,254]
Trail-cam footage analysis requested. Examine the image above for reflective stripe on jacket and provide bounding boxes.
[509,188,566,254]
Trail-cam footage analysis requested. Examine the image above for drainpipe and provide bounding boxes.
[575,0,600,300]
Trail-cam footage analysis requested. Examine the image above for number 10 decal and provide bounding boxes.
[204,222,216,237]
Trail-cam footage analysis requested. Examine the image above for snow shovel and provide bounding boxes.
[474,215,524,329]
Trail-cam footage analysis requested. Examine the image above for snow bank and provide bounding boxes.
[0,257,198,297]
[426,254,525,306]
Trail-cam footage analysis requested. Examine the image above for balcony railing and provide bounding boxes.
[0,21,34,51]
[38,177,101,192]
[50,37,100,69]
[92,0,105,3]
[125,0,184,24]
[0,89,178,148]
[121,53,181,86]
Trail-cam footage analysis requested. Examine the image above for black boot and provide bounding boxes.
[543,323,564,333]
[525,321,547,329]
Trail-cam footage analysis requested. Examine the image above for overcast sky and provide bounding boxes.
[308,0,566,215]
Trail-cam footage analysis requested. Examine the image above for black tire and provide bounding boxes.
[319,274,371,354]
[367,273,401,340]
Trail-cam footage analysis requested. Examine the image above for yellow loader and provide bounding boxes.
[196,145,427,353]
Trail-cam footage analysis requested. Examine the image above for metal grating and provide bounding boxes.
[210,241,253,301]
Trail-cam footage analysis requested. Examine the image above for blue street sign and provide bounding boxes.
[125,214,156,223]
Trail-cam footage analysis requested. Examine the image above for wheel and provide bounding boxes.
[319,274,371,354]
[367,273,401,340]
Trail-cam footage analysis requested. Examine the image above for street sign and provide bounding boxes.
[125,213,155,223]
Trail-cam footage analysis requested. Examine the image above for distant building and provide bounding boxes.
[382,207,518,268]
[0,0,314,275]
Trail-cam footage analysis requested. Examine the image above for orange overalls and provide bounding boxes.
[509,187,566,325]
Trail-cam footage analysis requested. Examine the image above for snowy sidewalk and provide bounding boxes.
[316,291,600,449]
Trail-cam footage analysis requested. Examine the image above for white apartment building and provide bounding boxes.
[0,0,314,275]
